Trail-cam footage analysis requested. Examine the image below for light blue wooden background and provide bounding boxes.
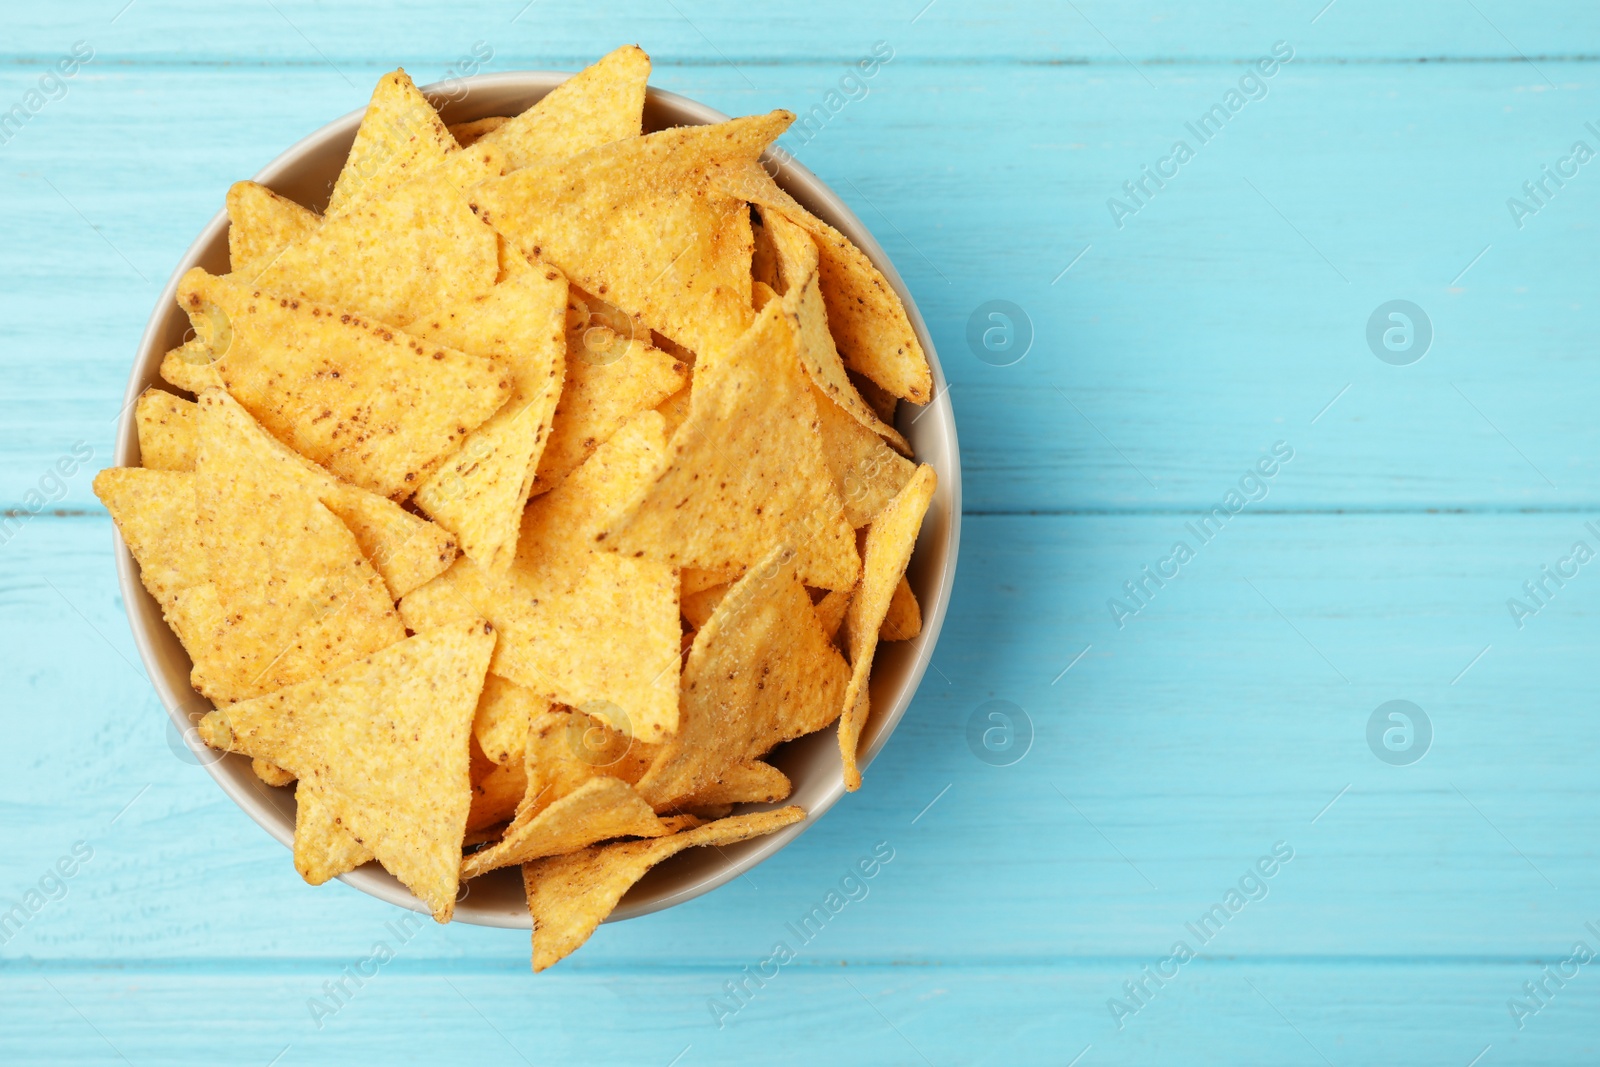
[4,1,1600,1063]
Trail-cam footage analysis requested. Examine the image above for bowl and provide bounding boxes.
[113,71,961,928]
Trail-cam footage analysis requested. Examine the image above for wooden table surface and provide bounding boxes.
[4,2,1599,1063]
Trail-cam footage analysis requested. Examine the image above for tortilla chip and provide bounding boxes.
[881,576,921,641]
[327,69,456,218]
[839,465,936,790]
[294,781,374,885]
[716,161,932,403]
[522,806,805,971]
[761,208,909,453]
[252,759,296,787]
[226,181,320,279]
[682,565,742,596]
[814,587,851,642]
[812,382,917,528]
[674,760,791,807]
[403,413,681,740]
[461,776,666,879]
[468,756,527,835]
[254,146,504,330]
[522,706,657,814]
[679,581,727,630]
[194,389,456,599]
[198,620,494,922]
[450,116,509,147]
[171,268,511,500]
[535,310,687,492]
[471,111,793,357]
[135,388,197,471]
[601,301,859,591]
[851,370,898,425]
[475,673,549,766]
[190,399,406,703]
[654,385,691,439]
[480,45,650,169]
[411,243,569,571]
[635,544,848,809]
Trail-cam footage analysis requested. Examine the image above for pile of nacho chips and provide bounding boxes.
[98,46,936,971]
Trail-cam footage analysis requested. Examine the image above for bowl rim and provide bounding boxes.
[113,69,962,928]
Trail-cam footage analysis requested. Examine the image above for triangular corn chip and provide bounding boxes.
[717,160,932,403]
[469,755,527,835]
[851,370,899,425]
[522,806,805,971]
[812,382,917,528]
[654,384,691,439]
[226,181,320,279]
[814,587,851,642]
[252,759,296,787]
[881,575,921,641]
[449,116,508,147]
[135,388,196,471]
[192,389,456,598]
[600,301,860,591]
[474,673,551,766]
[839,465,936,790]
[191,403,405,703]
[635,544,848,809]
[521,706,657,815]
[672,760,791,808]
[327,69,456,218]
[480,45,650,168]
[760,208,909,452]
[411,243,569,570]
[170,268,512,500]
[682,565,741,596]
[254,146,504,330]
[198,620,495,922]
[471,111,793,357]
[679,581,727,629]
[461,776,666,879]
[402,413,681,740]
[294,781,374,885]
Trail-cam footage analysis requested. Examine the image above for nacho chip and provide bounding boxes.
[135,388,197,471]
[199,620,494,922]
[226,181,320,279]
[194,389,456,598]
[411,242,569,571]
[679,581,727,629]
[814,587,851,642]
[191,402,405,703]
[881,576,921,641]
[682,565,742,596]
[252,759,296,787]
[521,706,657,814]
[716,161,932,403]
[403,413,681,740]
[474,673,550,767]
[761,208,909,453]
[480,44,650,168]
[449,116,509,147]
[172,268,511,500]
[461,776,666,879]
[674,760,791,807]
[851,370,899,425]
[471,111,793,357]
[294,781,374,885]
[254,146,504,330]
[812,382,917,528]
[522,806,805,971]
[327,69,456,218]
[839,464,936,790]
[601,301,859,591]
[468,756,527,835]
[635,544,848,808]
[654,385,692,439]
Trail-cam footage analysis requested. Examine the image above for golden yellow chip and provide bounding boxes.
[480,44,650,168]
[881,575,921,641]
[522,805,805,970]
[523,706,657,815]
[761,207,909,453]
[294,781,374,885]
[654,384,691,439]
[449,116,509,147]
[812,381,917,528]
[468,756,527,835]
[635,544,848,809]
[471,111,793,357]
[402,413,681,740]
[193,389,456,599]
[814,586,851,642]
[461,776,666,879]
[679,581,727,630]
[851,370,899,425]
[411,242,569,571]
[839,464,936,790]
[474,673,550,767]
[199,620,494,922]
[170,268,511,500]
[226,181,320,279]
[254,146,504,330]
[672,759,791,808]
[717,161,932,403]
[252,758,296,787]
[601,301,860,591]
[681,565,742,596]
[135,388,196,471]
[327,69,457,218]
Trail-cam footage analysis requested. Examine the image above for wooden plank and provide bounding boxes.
[3,62,1599,512]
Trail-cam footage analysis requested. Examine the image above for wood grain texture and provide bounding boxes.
[3,1,1600,1063]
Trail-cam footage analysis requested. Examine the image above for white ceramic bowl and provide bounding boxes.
[114,71,961,927]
